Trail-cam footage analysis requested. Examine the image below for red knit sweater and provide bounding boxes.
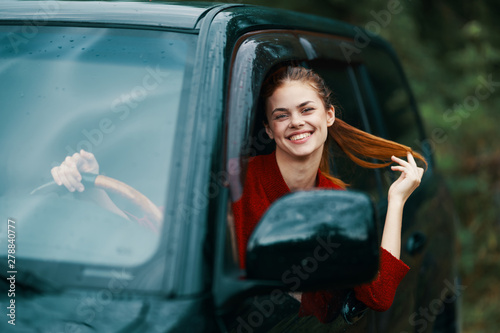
[232,151,410,323]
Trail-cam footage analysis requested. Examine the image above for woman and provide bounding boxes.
[231,65,425,323]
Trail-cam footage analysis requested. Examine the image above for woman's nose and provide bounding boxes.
[289,113,304,128]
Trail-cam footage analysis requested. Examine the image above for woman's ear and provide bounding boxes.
[263,121,274,140]
[327,105,335,127]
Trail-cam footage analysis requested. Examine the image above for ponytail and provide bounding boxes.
[319,119,428,188]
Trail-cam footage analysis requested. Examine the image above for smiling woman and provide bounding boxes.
[232,65,427,323]
[264,80,335,191]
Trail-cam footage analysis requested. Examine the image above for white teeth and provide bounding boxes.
[290,132,312,141]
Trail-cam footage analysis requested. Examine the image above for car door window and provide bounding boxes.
[222,31,381,332]
[226,34,383,204]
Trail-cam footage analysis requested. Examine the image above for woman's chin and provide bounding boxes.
[278,144,322,160]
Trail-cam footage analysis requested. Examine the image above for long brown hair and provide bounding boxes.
[260,66,427,189]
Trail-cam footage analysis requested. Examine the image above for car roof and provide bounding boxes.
[0,1,391,50]
[0,1,224,30]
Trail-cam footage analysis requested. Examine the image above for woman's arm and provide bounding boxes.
[381,152,424,259]
[300,152,424,320]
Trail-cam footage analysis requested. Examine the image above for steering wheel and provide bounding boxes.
[30,173,163,227]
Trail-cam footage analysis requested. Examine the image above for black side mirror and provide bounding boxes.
[245,190,379,291]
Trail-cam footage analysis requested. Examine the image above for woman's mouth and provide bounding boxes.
[288,131,313,142]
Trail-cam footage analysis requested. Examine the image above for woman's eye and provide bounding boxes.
[302,108,314,113]
[274,114,287,120]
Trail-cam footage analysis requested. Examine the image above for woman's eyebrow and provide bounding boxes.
[272,101,314,114]
[298,100,314,108]
[272,107,288,114]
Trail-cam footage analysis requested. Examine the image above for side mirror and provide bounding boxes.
[245,190,379,290]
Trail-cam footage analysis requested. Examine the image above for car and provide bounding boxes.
[0,1,460,332]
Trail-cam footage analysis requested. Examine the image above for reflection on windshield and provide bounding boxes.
[0,26,191,268]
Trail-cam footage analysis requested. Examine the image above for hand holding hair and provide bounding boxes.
[388,151,425,204]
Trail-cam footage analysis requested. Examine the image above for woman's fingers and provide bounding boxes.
[418,167,424,177]
[80,149,93,160]
[51,154,85,192]
[58,164,75,192]
[50,166,62,186]
[391,153,423,180]
[50,149,98,193]
[392,153,421,175]
[65,156,82,180]
[77,149,99,174]
[407,151,417,166]
[389,152,425,203]
[390,165,406,173]
[391,155,410,167]
[61,163,83,192]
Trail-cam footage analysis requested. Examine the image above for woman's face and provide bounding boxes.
[264,80,335,160]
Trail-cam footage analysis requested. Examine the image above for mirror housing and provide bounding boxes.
[246,190,379,290]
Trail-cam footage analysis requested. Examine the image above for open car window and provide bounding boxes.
[224,31,388,272]
[226,32,382,207]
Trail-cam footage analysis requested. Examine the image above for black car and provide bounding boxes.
[0,1,460,332]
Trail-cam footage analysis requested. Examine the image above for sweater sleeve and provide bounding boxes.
[298,247,409,323]
[353,247,410,312]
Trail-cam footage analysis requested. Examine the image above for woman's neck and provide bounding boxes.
[275,148,323,191]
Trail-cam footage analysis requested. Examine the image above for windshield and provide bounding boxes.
[0,25,195,285]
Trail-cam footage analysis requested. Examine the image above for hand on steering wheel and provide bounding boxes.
[51,150,99,192]
[43,149,162,227]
